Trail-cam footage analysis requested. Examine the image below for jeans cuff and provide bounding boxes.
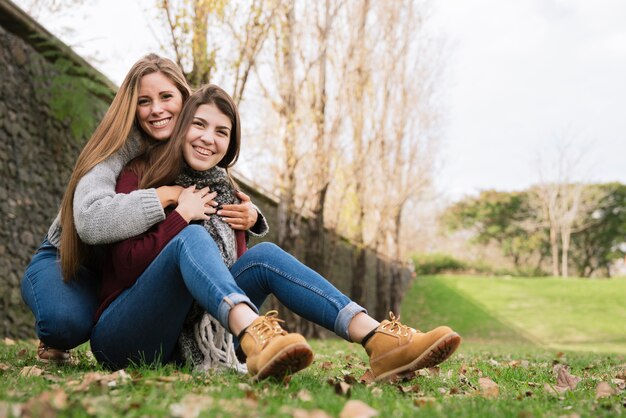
[334,301,367,342]
[217,293,258,334]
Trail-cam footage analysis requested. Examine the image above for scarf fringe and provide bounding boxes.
[192,313,248,374]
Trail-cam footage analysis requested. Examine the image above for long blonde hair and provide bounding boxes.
[59,54,191,280]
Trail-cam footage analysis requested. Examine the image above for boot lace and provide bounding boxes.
[380,311,417,337]
[250,310,287,344]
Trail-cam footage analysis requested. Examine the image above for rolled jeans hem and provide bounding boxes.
[334,301,367,342]
[218,293,258,334]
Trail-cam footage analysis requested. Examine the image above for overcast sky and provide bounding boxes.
[20,0,626,200]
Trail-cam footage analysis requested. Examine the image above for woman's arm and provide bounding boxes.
[71,130,168,245]
[109,171,189,278]
[218,191,269,237]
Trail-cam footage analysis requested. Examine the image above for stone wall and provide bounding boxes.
[0,2,412,339]
[0,21,112,337]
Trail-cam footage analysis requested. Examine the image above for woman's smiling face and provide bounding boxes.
[135,71,184,141]
[182,103,232,171]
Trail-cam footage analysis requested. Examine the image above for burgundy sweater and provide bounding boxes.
[95,170,247,320]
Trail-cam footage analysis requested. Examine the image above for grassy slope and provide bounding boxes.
[402,275,626,354]
[0,275,624,417]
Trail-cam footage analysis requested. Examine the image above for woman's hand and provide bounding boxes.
[218,191,258,231]
[175,186,218,223]
[156,185,184,208]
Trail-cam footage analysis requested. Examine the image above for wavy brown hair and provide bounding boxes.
[134,84,241,190]
[59,54,191,281]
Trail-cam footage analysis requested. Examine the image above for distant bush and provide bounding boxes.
[410,253,548,277]
[411,253,467,275]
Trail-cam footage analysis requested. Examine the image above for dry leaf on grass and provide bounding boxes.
[0,363,10,372]
[339,400,378,418]
[170,394,214,418]
[20,389,69,418]
[478,377,499,398]
[554,364,581,390]
[319,361,333,370]
[156,373,193,383]
[69,370,132,392]
[292,408,332,418]
[413,397,437,407]
[19,366,44,377]
[545,364,582,395]
[297,390,313,402]
[595,382,616,399]
[3,338,15,346]
[370,387,383,397]
[611,378,625,390]
[334,381,352,396]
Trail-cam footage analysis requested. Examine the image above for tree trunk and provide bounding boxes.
[550,224,560,276]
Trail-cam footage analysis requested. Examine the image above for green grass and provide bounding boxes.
[403,275,626,354]
[1,275,625,417]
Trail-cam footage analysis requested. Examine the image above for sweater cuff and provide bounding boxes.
[248,205,269,237]
[141,189,167,227]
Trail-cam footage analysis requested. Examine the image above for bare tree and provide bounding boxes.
[532,141,602,277]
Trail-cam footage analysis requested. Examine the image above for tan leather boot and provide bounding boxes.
[240,311,313,381]
[364,312,461,381]
[37,341,71,364]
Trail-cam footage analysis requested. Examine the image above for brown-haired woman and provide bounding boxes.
[90,85,461,382]
[20,55,267,363]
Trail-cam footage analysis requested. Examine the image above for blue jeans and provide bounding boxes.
[91,225,365,369]
[20,238,100,350]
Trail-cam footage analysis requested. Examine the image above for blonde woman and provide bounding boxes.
[21,54,266,363]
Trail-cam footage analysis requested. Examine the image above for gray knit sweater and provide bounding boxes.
[46,128,268,248]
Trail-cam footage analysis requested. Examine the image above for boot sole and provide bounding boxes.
[374,332,461,382]
[251,343,314,382]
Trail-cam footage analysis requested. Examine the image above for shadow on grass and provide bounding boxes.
[400,276,535,346]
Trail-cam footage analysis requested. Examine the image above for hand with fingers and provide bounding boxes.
[175,186,218,223]
[217,191,258,231]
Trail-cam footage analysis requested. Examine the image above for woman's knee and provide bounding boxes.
[247,242,283,258]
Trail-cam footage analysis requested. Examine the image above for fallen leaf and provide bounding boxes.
[370,387,383,397]
[297,390,313,402]
[554,364,580,390]
[595,382,616,399]
[339,400,378,418]
[428,366,440,376]
[156,373,193,382]
[413,397,436,407]
[3,338,15,346]
[16,349,28,357]
[0,363,10,372]
[334,381,352,397]
[320,361,333,370]
[544,383,568,396]
[237,383,252,391]
[292,408,332,418]
[344,374,358,385]
[397,383,420,394]
[449,387,462,395]
[20,366,44,377]
[458,364,468,375]
[437,387,447,395]
[21,389,68,418]
[488,359,499,367]
[478,377,499,398]
[170,394,213,418]
[611,378,625,390]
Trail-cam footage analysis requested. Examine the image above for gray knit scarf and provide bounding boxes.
[175,165,247,373]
